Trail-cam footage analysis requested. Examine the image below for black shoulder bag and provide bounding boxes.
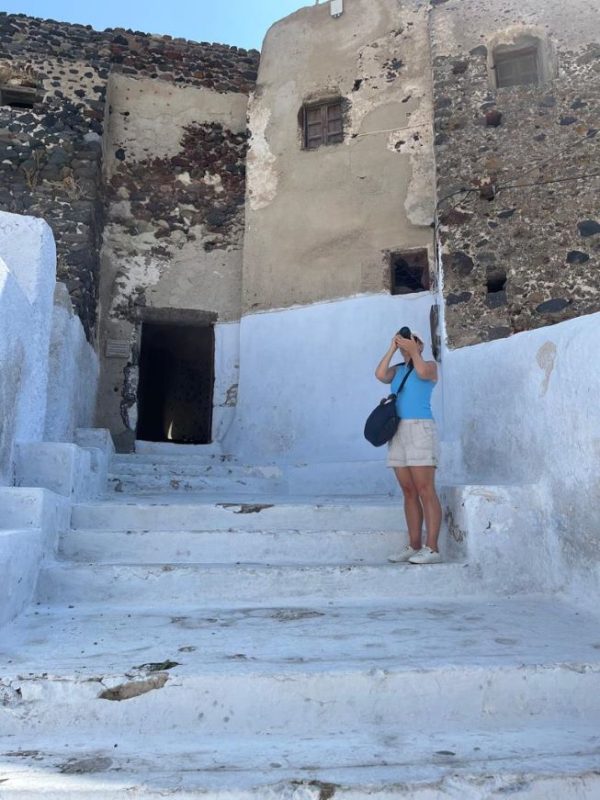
[363,363,414,447]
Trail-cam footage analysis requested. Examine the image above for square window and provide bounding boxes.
[390,250,430,295]
[494,47,539,88]
[302,100,343,149]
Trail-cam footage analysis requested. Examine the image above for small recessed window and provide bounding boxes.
[391,250,430,295]
[494,47,539,88]
[302,100,343,149]
[486,271,507,308]
[0,85,42,108]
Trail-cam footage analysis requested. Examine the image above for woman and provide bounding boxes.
[374,330,442,564]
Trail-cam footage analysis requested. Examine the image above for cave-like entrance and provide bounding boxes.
[137,320,215,445]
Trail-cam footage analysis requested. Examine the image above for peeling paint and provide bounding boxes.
[246,99,278,211]
[99,673,168,701]
[536,341,557,396]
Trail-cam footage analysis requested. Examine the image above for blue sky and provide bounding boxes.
[1,0,311,50]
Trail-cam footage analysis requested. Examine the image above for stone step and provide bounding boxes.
[107,473,285,494]
[0,727,599,798]
[59,528,416,565]
[109,461,275,478]
[112,452,238,467]
[70,498,413,533]
[35,561,473,606]
[2,599,599,741]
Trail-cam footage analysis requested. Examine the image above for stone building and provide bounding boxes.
[1,0,598,457]
[432,0,600,347]
[0,13,258,449]
[1,2,600,795]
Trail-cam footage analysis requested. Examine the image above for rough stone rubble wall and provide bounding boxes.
[430,0,600,348]
[0,13,258,342]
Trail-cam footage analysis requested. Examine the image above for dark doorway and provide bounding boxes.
[137,322,215,444]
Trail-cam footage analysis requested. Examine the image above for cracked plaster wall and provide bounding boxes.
[431,0,600,348]
[242,0,435,315]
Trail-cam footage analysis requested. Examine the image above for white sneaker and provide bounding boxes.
[388,546,420,563]
[408,546,442,564]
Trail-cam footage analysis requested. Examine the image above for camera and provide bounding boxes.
[397,326,411,339]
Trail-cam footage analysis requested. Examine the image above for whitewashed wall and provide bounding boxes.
[0,211,99,485]
[44,283,99,443]
[441,312,600,609]
[212,321,240,444]
[0,214,55,456]
[224,292,436,466]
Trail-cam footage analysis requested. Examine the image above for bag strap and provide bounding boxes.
[392,363,414,398]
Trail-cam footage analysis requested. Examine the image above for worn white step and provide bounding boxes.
[112,452,237,467]
[2,599,599,740]
[0,728,599,798]
[108,473,285,494]
[59,528,418,565]
[109,461,277,478]
[71,498,412,533]
[2,599,599,797]
[35,561,473,606]
[134,440,225,457]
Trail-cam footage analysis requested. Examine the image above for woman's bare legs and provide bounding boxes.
[393,467,423,550]
[408,465,442,551]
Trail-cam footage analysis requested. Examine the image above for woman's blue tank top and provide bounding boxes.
[390,363,435,420]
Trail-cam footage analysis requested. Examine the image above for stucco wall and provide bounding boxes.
[441,312,600,609]
[225,292,436,466]
[431,0,600,347]
[242,0,435,314]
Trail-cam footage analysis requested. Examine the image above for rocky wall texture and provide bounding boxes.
[106,121,248,298]
[431,3,600,348]
[0,13,258,340]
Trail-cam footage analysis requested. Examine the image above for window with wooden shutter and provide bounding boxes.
[494,47,539,88]
[303,100,343,149]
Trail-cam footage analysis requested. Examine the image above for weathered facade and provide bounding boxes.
[0,12,258,448]
[0,1,599,449]
[431,0,600,347]
[243,0,434,314]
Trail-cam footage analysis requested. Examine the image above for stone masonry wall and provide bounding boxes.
[0,13,258,340]
[430,0,600,348]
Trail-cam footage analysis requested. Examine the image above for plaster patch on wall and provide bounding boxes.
[246,98,278,211]
[388,115,435,227]
[536,341,557,396]
[110,254,163,318]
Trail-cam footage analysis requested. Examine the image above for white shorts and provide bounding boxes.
[387,419,438,468]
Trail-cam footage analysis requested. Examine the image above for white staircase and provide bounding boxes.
[1,448,599,798]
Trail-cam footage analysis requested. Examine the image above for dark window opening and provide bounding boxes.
[302,99,343,149]
[0,85,43,108]
[487,274,506,294]
[391,250,430,295]
[494,47,539,88]
[137,322,215,445]
[486,272,507,308]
